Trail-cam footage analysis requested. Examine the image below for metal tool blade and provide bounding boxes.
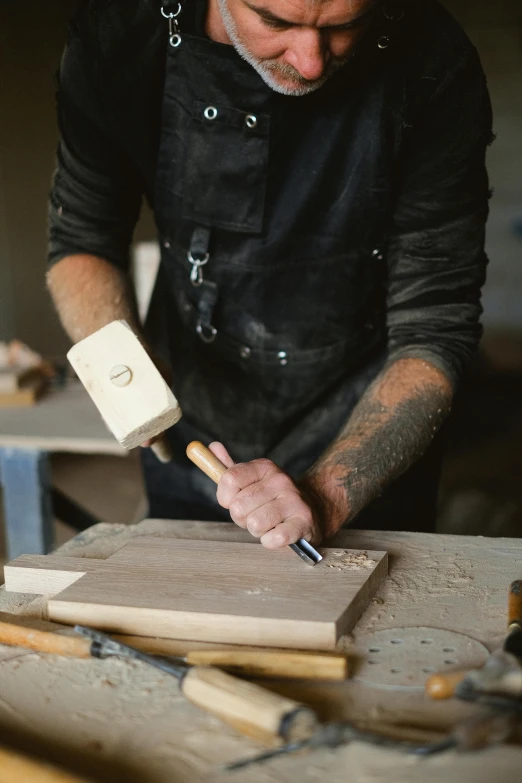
[290,539,322,566]
[74,625,188,680]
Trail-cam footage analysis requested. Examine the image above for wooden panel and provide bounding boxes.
[5,537,388,650]
[4,555,99,596]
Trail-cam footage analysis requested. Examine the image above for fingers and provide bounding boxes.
[261,515,316,550]
[208,442,235,469]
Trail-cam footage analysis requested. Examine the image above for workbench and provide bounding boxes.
[0,520,520,783]
[0,383,126,558]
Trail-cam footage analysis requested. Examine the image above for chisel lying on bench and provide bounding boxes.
[0,617,353,744]
[0,616,349,680]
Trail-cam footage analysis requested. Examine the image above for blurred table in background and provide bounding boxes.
[0,382,126,559]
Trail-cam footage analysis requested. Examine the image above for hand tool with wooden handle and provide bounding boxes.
[67,320,180,463]
[179,649,349,681]
[0,615,349,681]
[507,579,522,638]
[426,580,522,700]
[74,625,317,745]
[186,441,323,566]
[0,747,91,783]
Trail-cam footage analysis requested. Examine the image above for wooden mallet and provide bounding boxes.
[68,320,181,463]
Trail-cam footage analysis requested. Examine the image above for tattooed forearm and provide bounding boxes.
[305,358,453,535]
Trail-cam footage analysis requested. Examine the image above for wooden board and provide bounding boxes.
[4,537,388,650]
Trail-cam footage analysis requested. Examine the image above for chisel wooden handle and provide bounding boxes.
[0,747,90,783]
[181,665,317,745]
[425,670,469,700]
[508,580,522,632]
[186,441,227,482]
[185,650,349,681]
[0,619,92,658]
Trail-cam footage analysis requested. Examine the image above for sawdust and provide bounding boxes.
[0,524,520,782]
[324,551,377,572]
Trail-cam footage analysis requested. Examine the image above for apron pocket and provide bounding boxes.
[182,101,270,233]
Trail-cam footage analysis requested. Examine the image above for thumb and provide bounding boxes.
[208,441,235,469]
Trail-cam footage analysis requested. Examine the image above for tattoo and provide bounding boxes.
[308,360,453,526]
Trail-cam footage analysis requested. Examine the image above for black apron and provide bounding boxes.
[141,5,442,532]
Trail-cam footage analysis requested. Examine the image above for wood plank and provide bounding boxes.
[0,384,126,455]
[4,537,388,650]
[4,555,101,596]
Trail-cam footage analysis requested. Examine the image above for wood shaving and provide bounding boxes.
[325,551,376,572]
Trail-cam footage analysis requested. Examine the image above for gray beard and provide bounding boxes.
[216,0,348,96]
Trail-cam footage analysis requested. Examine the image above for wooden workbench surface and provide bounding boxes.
[0,520,520,783]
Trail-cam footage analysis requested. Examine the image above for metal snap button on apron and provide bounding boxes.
[239,346,251,359]
[278,351,288,366]
[204,106,218,120]
[245,115,257,129]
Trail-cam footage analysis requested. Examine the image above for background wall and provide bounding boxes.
[0,0,521,355]
[450,0,522,332]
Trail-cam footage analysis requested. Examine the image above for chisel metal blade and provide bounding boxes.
[290,539,322,566]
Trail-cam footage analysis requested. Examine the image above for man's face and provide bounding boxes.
[213,0,379,96]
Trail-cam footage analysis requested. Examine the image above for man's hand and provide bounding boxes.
[208,442,324,549]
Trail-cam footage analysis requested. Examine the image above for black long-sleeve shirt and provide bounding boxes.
[48,0,493,461]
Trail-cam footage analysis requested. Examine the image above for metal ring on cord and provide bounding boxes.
[196,321,218,344]
[383,4,405,22]
[161,3,181,19]
[188,251,209,287]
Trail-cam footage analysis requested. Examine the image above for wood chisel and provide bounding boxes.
[0,746,92,783]
[426,580,522,700]
[167,648,349,681]
[0,617,318,745]
[0,616,349,681]
[73,625,318,745]
[186,440,323,566]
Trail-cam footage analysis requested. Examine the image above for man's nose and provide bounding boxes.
[285,29,328,82]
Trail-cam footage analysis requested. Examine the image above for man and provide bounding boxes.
[47,0,492,549]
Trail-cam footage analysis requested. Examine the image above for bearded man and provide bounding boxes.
[47,0,492,548]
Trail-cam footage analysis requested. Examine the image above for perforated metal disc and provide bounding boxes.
[354,626,489,691]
